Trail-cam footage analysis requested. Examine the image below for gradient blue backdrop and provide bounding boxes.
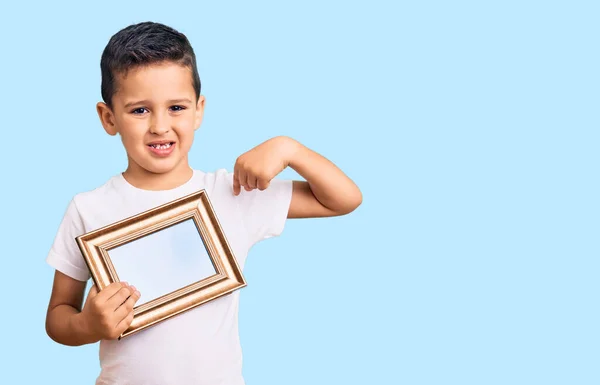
[1,1,598,384]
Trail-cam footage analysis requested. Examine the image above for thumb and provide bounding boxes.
[88,284,98,298]
[82,284,98,310]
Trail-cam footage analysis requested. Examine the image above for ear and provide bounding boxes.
[194,95,205,131]
[96,102,118,136]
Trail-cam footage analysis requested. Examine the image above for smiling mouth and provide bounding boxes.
[148,142,174,149]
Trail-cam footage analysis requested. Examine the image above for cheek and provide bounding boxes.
[117,121,147,148]
[177,132,194,152]
[175,116,196,142]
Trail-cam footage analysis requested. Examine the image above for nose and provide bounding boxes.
[149,110,170,135]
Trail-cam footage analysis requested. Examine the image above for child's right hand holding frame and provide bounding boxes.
[79,282,141,341]
[46,272,141,345]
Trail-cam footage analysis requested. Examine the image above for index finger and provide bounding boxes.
[233,170,241,196]
[96,281,130,301]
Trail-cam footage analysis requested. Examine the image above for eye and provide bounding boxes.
[131,107,148,115]
[170,105,186,112]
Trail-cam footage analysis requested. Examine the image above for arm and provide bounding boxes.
[284,137,362,218]
[46,271,96,346]
[46,271,141,346]
[233,136,362,218]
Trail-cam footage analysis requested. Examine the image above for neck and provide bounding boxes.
[122,158,193,191]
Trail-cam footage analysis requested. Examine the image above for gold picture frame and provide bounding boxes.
[75,189,246,339]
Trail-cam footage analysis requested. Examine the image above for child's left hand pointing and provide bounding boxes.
[233,136,299,196]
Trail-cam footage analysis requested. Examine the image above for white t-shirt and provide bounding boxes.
[46,168,293,385]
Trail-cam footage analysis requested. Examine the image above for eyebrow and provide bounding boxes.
[123,98,193,109]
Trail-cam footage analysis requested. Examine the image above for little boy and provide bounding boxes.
[45,21,361,385]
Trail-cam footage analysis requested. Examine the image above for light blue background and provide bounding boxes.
[1,1,598,384]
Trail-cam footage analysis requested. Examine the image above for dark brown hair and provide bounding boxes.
[100,21,201,108]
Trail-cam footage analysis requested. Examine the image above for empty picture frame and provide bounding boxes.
[75,189,246,339]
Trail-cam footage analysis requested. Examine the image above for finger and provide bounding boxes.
[88,284,98,297]
[247,174,257,190]
[257,177,270,191]
[115,288,140,319]
[238,169,248,192]
[233,170,241,196]
[244,172,253,191]
[119,286,141,312]
[96,281,128,301]
[106,286,134,311]
[233,158,245,196]
[115,311,135,335]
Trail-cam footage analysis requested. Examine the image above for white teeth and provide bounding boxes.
[151,143,172,149]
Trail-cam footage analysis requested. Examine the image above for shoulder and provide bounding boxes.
[70,174,122,214]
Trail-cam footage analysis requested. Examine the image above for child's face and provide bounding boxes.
[97,62,204,176]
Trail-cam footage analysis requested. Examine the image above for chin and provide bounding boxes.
[150,164,180,175]
[137,159,181,175]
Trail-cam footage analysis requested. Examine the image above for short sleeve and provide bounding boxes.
[232,173,293,248]
[46,199,91,282]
